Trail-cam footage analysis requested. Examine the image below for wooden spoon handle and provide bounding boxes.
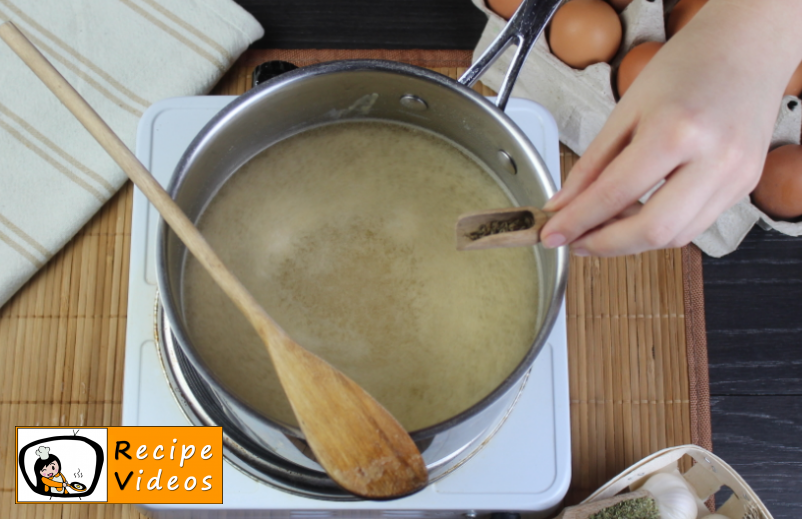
[0,21,426,499]
[456,206,553,251]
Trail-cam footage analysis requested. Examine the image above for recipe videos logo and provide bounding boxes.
[16,427,222,504]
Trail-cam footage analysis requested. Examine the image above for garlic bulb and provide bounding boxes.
[641,472,698,519]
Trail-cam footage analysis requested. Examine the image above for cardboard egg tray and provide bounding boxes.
[471,0,802,256]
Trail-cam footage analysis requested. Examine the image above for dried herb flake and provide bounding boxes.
[587,497,660,519]
[467,213,535,241]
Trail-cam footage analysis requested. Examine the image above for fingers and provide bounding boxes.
[541,121,688,249]
[543,109,636,213]
[663,185,749,248]
[569,158,744,256]
[610,202,643,221]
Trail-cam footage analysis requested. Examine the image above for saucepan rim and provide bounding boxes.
[156,58,569,443]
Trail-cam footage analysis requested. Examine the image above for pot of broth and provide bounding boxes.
[156,0,567,498]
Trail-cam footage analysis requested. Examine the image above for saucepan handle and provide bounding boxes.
[459,0,562,111]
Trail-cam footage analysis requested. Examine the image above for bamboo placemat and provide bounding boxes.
[0,49,711,517]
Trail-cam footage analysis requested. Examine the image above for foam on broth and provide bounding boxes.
[183,121,539,432]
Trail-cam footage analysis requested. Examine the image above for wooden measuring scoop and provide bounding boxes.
[0,21,426,500]
[456,207,552,251]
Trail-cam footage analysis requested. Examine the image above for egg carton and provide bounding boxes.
[577,444,773,519]
[471,0,802,256]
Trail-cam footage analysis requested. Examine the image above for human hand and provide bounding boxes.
[540,0,802,256]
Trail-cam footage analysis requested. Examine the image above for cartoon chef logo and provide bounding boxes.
[17,428,107,502]
[33,445,90,494]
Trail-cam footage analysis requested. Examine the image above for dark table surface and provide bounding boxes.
[234,1,802,516]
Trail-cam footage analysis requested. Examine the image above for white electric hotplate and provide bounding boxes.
[123,95,570,518]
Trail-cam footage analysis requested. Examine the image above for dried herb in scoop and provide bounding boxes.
[587,496,660,519]
[467,213,535,241]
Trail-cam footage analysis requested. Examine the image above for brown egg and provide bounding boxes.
[607,0,634,12]
[785,61,802,97]
[752,144,802,220]
[549,0,622,70]
[667,0,708,38]
[487,0,523,19]
[616,41,664,97]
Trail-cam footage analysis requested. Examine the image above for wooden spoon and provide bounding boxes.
[456,206,552,251]
[0,21,427,499]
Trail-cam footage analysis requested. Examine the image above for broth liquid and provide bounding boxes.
[183,121,540,432]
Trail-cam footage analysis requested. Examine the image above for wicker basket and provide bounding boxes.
[581,445,772,519]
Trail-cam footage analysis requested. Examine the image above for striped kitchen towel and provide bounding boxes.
[0,0,263,306]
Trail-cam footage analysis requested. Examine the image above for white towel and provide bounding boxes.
[0,0,263,306]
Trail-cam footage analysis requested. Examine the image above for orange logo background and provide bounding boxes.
[106,426,222,504]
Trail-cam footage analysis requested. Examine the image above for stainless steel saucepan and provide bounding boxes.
[156,0,568,498]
